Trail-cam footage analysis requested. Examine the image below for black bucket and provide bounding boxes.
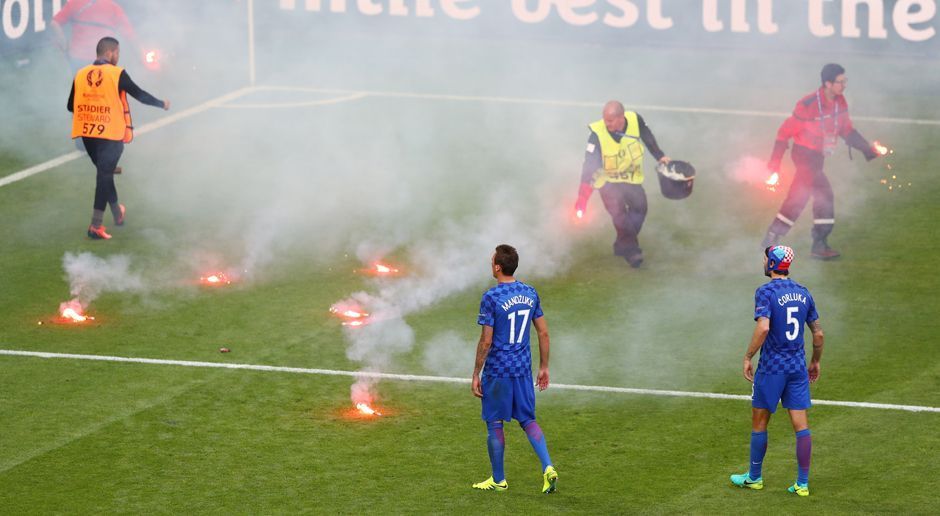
[656,160,695,200]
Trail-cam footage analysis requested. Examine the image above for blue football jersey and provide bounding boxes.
[477,281,544,378]
[754,278,818,374]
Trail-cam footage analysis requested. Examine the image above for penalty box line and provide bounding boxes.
[1,349,937,414]
[253,86,940,127]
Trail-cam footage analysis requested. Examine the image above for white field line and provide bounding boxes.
[0,87,255,189]
[2,349,937,414]
[252,85,940,126]
[216,92,367,109]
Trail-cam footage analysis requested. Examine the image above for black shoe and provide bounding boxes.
[625,251,644,268]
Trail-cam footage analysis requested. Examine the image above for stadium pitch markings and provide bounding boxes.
[252,86,940,127]
[216,92,367,109]
[0,87,255,189]
[2,349,937,414]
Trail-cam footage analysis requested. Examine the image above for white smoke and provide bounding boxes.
[62,252,146,309]
[339,188,579,401]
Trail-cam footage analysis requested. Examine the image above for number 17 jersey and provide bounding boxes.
[478,281,544,378]
[754,278,819,375]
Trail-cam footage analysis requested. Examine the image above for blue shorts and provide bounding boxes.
[752,370,811,413]
[481,374,536,423]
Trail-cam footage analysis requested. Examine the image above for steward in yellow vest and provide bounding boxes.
[67,36,169,240]
[574,101,671,268]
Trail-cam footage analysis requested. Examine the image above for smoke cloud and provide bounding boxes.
[62,251,146,309]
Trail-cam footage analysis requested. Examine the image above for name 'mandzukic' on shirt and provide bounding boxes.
[477,281,544,378]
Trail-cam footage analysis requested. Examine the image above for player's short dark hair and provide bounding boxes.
[494,244,518,276]
[96,37,120,56]
[820,63,845,85]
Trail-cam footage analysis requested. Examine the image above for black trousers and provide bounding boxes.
[767,145,835,242]
[82,137,124,212]
[599,182,648,256]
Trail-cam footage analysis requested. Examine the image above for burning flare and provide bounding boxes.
[330,303,371,326]
[358,262,402,276]
[872,140,892,156]
[765,171,780,191]
[199,272,231,286]
[355,402,382,416]
[57,299,94,324]
[576,209,583,219]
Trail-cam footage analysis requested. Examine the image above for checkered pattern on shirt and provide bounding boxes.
[477,281,544,378]
[754,279,818,374]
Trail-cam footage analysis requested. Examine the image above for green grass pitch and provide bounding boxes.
[1,38,938,513]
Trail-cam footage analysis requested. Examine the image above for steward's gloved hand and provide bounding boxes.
[574,182,593,218]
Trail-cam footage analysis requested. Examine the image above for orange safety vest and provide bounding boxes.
[71,63,133,143]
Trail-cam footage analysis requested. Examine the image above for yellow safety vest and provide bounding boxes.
[589,112,644,186]
[71,63,133,143]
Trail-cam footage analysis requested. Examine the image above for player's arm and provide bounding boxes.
[743,317,770,382]
[533,316,550,391]
[807,319,824,382]
[471,325,493,398]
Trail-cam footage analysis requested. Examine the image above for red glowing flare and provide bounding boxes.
[375,263,398,274]
[56,300,95,324]
[199,272,231,286]
[330,304,372,327]
[765,171,780,191]
[145,50,157,63]
[873,140,891,156]
[356,402,382,416]
[576,209,583,219]
[358,261,402,276]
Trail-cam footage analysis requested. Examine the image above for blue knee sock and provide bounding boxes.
[749,431,768,479]
[486,421,505,482]
[795,429,811,485]
[521,420,552,471]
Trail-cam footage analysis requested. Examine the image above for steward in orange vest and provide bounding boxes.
[67,36,169,240]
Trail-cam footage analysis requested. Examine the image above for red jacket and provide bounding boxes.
[776,87,853,154]
[54,0,136,61]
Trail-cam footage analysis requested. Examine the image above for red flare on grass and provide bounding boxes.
[330,303,372,326]
[355,402,382,416]
[56,299,95,324]
[358,262,402,276]
[199,272,231,286]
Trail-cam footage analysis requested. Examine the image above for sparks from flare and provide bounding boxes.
[872,141,908,192]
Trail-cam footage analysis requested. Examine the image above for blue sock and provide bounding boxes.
[795,428,811,485]
[486,421,505,483]
[521,420,552,471]
[749,431,768,479]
